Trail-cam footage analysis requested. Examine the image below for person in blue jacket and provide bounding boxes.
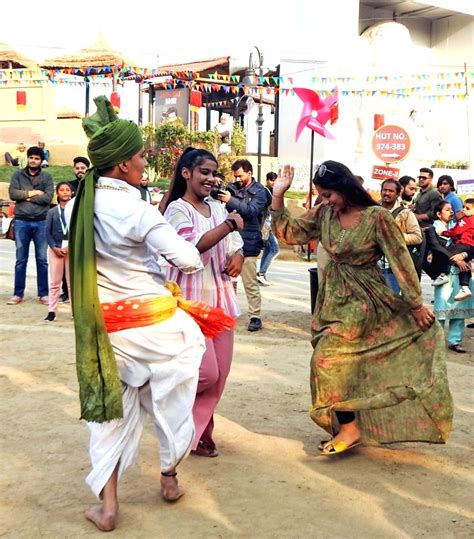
[217,159,271,332]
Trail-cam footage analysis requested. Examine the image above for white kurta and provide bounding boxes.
[85,177,206,498]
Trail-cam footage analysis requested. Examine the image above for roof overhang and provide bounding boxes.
[360,0,474,20]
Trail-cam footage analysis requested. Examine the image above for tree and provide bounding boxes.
[141,119,247,182]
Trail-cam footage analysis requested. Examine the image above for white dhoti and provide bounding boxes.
[86,309,205,498]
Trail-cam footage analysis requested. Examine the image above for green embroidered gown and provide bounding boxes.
[272,204,453,444]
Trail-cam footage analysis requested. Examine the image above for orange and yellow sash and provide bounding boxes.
[101,281,236,339]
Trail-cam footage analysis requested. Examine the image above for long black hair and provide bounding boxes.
[312,160,378,208]
[161,147,217,212]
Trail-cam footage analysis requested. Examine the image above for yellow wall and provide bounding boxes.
[0,82,88,165]
[0,86,48,121]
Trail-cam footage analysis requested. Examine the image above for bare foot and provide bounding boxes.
[161,473,184,503]
[85,505,117,532]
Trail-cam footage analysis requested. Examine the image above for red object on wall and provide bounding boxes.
[190,90,202,108]
[16,91,26,109]
[110,92,121,111]
[374,114,384,131]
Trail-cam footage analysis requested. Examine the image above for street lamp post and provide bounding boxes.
[243,46,264,183]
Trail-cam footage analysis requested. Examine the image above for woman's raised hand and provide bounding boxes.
[273,165,295,197]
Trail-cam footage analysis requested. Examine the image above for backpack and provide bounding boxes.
[391,206,426,278]
[260,186,273,227]
[259,187,273,246]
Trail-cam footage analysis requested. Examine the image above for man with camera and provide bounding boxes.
[216,160,271,332]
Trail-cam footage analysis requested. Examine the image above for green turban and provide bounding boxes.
[87,119,143,170]
[69,96,144,423]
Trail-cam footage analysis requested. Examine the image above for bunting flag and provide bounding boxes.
[0,66,471,101]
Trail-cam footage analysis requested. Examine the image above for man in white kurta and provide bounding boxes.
[86,176,206,498]
[70,101,208,531]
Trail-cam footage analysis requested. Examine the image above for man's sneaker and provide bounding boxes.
[7,296,24,305]
[59,293,70,304]
[454,286,472,302]
[432,275,449,287]
[44,312,56,322]
[257,273,271,286]
[38,296,49,305]
[248,317,262,332]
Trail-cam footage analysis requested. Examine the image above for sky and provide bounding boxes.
[0,0,360,125]
[2,0,360,70]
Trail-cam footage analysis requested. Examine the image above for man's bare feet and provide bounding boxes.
[161,471,184,502]
[85,505,118,532]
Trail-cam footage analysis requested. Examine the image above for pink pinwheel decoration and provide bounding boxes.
[294,87,338,141]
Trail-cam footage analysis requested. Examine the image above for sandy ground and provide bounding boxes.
[0,251,473,538]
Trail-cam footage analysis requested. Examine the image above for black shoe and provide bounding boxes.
[466,323,474,329]
[248,317,262,332]
[59,293,69,304]
[44,312,56,322]
[448,344,466,354]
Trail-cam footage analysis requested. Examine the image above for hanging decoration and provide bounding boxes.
[189,89,203,113]
[110,91,121,112]
[0,67,471,101]
[16,90,26,110]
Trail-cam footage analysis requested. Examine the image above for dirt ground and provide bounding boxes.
[0,258,473,538]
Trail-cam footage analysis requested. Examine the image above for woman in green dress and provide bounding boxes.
[271,161,453,456]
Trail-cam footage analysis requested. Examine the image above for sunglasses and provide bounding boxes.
[314,164,336,178]
[418,175,430,180]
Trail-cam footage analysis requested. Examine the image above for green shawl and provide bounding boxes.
[70,96,143,422]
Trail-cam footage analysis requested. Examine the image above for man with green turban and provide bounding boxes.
[70,97,205,531]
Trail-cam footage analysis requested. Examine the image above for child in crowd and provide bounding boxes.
[44,182,72,321]
[432,198,474,301]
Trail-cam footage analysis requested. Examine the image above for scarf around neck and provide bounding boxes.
[69,96,143,422]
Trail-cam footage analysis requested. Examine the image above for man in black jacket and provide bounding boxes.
[7,146,54,304]
[68,155,90,196]
[218,159,271,331]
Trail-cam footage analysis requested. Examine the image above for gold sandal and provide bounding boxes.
[321,440,361,456]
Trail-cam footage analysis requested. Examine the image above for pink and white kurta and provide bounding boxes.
[165,198,243,451]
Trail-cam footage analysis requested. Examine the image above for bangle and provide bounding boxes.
[225,218,238,231]
[223,220,233,232]
[410,304,424,312]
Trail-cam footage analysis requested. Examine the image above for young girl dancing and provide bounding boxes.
[162,147,244,457]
